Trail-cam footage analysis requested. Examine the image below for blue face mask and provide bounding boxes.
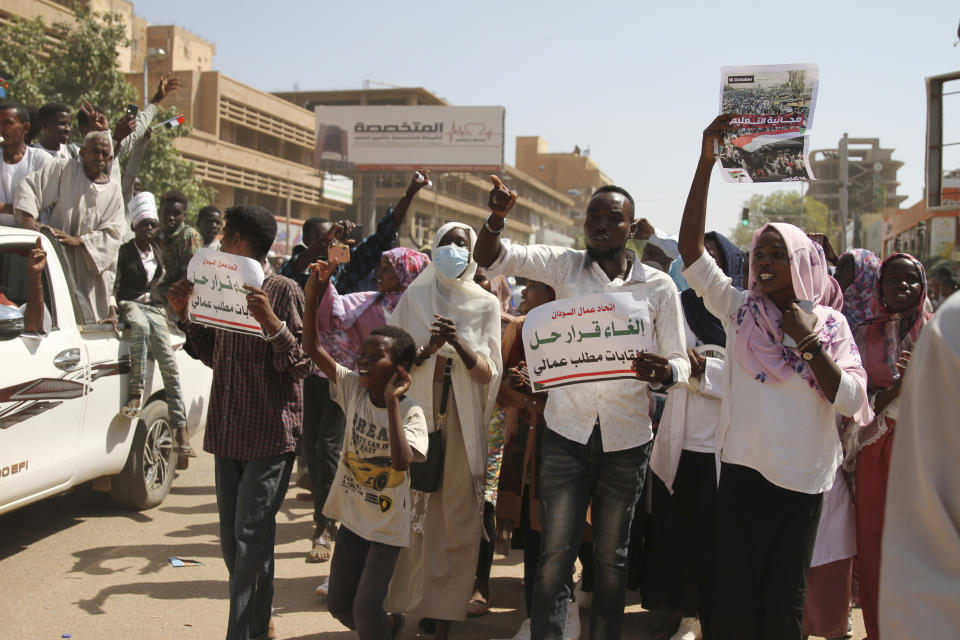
[433,244,470,279]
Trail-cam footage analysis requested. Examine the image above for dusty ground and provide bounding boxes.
[0,442,865,639]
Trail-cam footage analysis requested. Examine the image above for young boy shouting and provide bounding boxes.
[303,259,428,640]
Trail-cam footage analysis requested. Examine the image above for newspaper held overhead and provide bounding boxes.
[717,63,819,183]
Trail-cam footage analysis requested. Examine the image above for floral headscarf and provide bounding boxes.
[340,247,430,328]
[853,253,930,391]
[732,223,872,425]
[839,248,881,328]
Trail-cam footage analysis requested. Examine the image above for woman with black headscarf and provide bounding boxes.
[650,231,743,640]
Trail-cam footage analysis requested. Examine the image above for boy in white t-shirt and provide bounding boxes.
[303,259,428,639]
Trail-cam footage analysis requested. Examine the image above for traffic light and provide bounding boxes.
[741,207,750,227]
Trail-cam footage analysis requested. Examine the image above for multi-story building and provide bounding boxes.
[515,136,614,223]
[276,87,584,247]
[5,1,591,251]
[808,138,907,250]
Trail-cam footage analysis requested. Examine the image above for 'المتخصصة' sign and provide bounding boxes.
[186,248,264,335]
[522,292,654,391]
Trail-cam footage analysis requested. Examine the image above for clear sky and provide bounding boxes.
[134,0,959,236]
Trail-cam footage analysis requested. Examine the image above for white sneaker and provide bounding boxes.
[564,600,581,640]
[573,580,592,611]
[315,577,329,598]
[669,616,702,640]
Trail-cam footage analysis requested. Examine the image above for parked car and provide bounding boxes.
[0,228,211,513]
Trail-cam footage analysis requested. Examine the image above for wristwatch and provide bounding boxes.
[800,340,821,361]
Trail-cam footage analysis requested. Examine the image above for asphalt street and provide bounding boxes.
[0,439,865,639]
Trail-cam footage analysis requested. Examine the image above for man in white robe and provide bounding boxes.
[879,292,960,638]
[14,131,124,323]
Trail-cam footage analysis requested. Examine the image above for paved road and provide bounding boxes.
[0,441,864,639]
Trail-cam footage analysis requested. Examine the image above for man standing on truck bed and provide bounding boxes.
[167,204,313,640]
[14,130,125,323]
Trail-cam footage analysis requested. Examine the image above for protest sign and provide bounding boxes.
[717,63,819,183]
[186,248,265,335]
[521,292,654,391]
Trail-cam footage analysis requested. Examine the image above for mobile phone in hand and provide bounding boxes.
[328,243,350,264]
[126,104,139,118]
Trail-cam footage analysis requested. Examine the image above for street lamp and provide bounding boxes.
[144,47,166,105]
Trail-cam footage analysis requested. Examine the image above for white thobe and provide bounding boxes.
[14,157,124,322]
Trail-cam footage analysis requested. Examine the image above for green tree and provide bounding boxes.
[730,190,834,249]
[0,5,213,219]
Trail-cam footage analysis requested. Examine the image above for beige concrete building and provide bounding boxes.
[277,87,582,247]
[5,1,588,251]
[515,136,615,221]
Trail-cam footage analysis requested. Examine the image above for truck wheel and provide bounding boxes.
[111,400,179,509]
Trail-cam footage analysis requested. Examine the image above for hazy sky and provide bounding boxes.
[135,0,959,235]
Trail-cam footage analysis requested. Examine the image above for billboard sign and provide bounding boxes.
[314,105,505,171]
[323,172,354,204]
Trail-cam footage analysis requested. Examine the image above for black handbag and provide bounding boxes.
[409,359,451,493]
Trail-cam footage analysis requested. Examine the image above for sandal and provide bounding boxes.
[176,428,198,458]
[466,593,490,617]
[120,406,140,419]
[307,535,331,563]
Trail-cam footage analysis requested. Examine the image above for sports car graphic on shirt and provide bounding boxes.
[343,452,405,491]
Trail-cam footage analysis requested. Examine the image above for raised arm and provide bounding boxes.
[390,170,430,229]
[302,260,339,379]
[678,115,733,267]
[24,237,46,333]
[474,175,518,268]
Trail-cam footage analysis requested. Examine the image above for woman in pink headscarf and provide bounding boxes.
[314,247,431,372]
[843,252,930,640]
[677,115,873,640]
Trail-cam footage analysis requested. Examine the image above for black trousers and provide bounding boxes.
[327,526,400,639]
[476,500,496,582]
[667,451,717,632]
[302,375,346,531]
[711,462,823,640]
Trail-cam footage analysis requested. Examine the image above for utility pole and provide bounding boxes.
[839,133,849,252]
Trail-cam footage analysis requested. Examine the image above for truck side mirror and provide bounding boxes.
[0,304,25,337]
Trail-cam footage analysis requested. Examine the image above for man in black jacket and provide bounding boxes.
[113,192,193,457]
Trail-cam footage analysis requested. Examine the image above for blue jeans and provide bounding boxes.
[120,300,186,430]
[532,426,651,640]
[215,453,295,640]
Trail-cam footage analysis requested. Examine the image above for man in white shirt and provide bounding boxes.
[0,102,51,226]
[33,103,75,160]
[474,178,689,640]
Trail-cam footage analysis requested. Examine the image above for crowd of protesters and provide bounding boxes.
[3,90,960,640]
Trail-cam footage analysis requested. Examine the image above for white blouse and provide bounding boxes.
[683,250,865,494]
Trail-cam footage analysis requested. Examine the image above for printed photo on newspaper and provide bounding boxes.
[717,63,819,184]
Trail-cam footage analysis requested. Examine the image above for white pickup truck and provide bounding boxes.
[0,228,211,514]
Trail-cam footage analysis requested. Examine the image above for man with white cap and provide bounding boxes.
[112,191,193,456]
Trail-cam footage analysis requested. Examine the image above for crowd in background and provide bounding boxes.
[3,87,960,640]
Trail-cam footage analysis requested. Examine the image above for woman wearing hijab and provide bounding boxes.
[678,115,872,640]
[652,231,743,640]
[844,253,930,640]
[314,247,431,372]
[386,222,503,640]
[834,248,882,328]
